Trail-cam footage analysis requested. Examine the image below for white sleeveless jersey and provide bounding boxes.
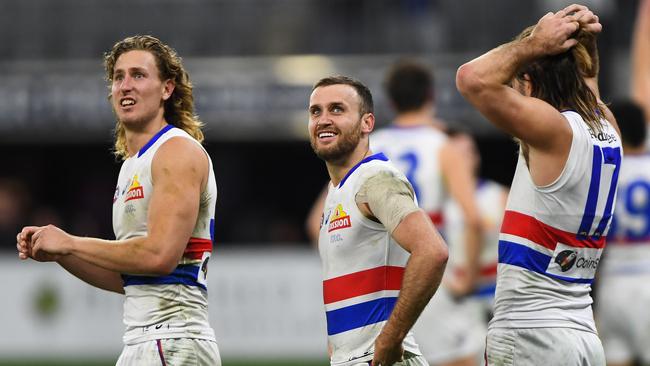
[490,111,622,333]
[601,152,650,275]
[445,179,505,299]
[318,153,421,366]
[371,125,447,227]
[112,125,217,345]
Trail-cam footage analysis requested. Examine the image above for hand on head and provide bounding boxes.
[529,4,601,55]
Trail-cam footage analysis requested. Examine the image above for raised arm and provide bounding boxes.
[24,137,208,276]
[455,10,579,150]
[632,0,650,119]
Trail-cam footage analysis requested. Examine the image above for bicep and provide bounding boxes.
[470,85,571,150]
[148,139,208,260]
[391,210,444,255]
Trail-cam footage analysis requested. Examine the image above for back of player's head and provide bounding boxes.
[610,100,647,148]
[384,59,434,113]
[104,35,203,160]
[313,75,374,116]
[514,26,604,133]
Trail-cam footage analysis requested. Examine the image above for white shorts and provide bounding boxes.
[486,327,605,366]
[412,287,486,364]
[116,338,221,366]
[595,273,650,364]
[346,353,428,366]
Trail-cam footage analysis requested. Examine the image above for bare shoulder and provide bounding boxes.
[152,137,208,182]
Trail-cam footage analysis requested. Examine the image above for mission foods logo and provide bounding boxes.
[125,175,145,202]
[328,204,351,232]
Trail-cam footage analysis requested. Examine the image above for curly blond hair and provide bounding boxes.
[104,35,204,160]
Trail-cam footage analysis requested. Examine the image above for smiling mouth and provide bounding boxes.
[318,131,337,139]
[120,98,136,107]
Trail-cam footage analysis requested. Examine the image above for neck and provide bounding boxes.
[125,116,168,157]
[393,106,442,129]
[326,144,372,187]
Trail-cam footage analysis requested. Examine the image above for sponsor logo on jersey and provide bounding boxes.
[547,243,602,279]
[113,185,120,203]
[589,129,618,144]
[328,204,351,232]
[125,175,144,202]
[554,250,577,272]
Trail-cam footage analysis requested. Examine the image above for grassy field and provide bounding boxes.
[0,359,329,366]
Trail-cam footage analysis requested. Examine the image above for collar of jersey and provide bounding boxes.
[138,124,175,158]
[338,152,389,188]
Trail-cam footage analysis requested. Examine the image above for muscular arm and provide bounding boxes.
[57,255,125,293]
[373,210,448,363]
[632,0,650,119]
[439,141,481,295]
[356,173,448,365]
[27,137,208,277]
[455,11,576,151]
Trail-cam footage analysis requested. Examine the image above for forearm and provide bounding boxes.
[380,219,447,342]
[461,219,482,287]
[68,235,177,276]
[457,37,538,96]
[57,255,124,294]
[632,0,650,112]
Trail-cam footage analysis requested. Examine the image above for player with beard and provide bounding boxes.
[308,75,449,366]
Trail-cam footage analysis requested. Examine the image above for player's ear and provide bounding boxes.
[361,112,375,134]
[162,79,175,101]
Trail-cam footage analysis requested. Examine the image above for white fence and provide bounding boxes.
[0,247,328,360]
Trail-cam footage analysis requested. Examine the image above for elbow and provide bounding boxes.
[149,255,179,276]
[431,239,449,268]
[456,63,485,100]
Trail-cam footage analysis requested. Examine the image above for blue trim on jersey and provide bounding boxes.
[473,283,496,298]
[498,241,594,284]
[210,218,215,242]
[577,147,602,239]
[594,147,621,236]
[338,153,389,188]
[122,264,206,290]
[138,124,175,157]
[326,296,397,335]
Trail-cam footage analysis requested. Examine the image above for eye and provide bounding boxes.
[310,108,321,117]
[134,72,145,79]
[113,74,124,81]
[331,106,343,113]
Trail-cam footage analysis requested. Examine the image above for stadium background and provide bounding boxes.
[0,0,640,365]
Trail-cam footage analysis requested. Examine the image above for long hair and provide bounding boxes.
[515,26,604,133]
[104,35,204,160]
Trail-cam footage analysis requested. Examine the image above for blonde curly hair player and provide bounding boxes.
[104,35,204,160]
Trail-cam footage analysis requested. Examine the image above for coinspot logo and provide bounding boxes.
[554,250,578,272]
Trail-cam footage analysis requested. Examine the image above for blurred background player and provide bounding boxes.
[457,4,620,365]
[439,131,508,364]
[16,35,221,365]
[308,75,449,366]
[370,59,483,366]
[595,100,650,366]
[631,0,650,149]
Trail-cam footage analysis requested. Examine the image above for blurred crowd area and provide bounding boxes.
[0,0,640,249]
